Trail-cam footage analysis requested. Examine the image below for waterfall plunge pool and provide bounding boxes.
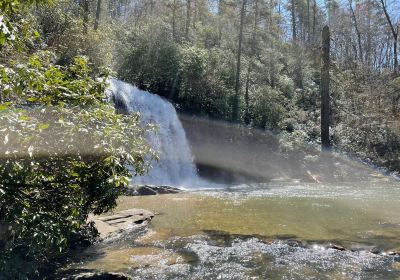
[61,80,400,279]
[65,181,400,279]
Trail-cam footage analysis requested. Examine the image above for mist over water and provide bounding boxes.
[108,79,396,188]
[108,79,201,187]
[63,80,400,279]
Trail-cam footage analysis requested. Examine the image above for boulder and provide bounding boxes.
[88,209,154,239]
[123,185,182,196]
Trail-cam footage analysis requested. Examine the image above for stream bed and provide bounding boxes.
[66,180,400,279]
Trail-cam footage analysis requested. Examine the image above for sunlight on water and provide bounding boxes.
[115,181,400,250]
[73,181,400,279]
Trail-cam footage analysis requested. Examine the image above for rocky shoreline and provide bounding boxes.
[86,185,182,240]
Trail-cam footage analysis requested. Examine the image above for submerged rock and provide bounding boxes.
[88,209,154,239]
[123,185,182,196]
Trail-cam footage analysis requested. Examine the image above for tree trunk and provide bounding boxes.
[312,0,316,44]
[232,0,246,121]
[172,0,177,42]
[244,0,258,124]
[380,0,398,74]
[307,0,310,43]
[94,0,102,30]
[394,32,398,72]
[185,0,191,40]
[81,0,89,33]
[217,0,223,45]
[365,0,372,66]
[320,25,331,150]
[291,0,296,41]
[269,0,275,87]
[244,63,251,125]
[349,0,363,62]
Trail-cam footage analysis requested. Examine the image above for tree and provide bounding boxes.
[291,0,297,41]
[320,25,331,150]
[232,0,246,121]
[185,0,191,40]
[244,0,258,124]
[349,0,363,62]
[0,1,155,276]
[94,0,102,30]
[80,0,90,33]
[379,0,398,73]
[0,52,155,278]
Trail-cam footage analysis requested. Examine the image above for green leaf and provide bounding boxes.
[0,103,9,112]
[38,123,49,130]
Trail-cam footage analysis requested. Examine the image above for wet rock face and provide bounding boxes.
[123,185,182,196]
[88,209,154,239]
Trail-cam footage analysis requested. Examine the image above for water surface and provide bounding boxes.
[70,181,400,279]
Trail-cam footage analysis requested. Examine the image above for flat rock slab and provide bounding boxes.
[123,185,182,196]
[88,209,154,239]
[64,272,132,280]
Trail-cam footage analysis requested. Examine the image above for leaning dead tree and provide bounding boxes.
[320,25,331,150]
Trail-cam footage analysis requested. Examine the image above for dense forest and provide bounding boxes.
[2,0,400,171]
[0,0,399,278]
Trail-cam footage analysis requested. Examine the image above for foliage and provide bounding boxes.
[251,86,287,130]
[178,46,233,118]
[35,0,117,69]
[117,24,234,119]
[0,0,42,51]
[111,0,399,174]
[117,21,181,98]
[0,51,154,278]
[331,67,400,172]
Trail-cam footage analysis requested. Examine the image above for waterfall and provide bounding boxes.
[108,79,200,187]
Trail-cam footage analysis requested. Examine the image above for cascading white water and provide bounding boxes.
[108,79,200,187]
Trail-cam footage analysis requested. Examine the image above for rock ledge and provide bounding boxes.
[88,209,154,239]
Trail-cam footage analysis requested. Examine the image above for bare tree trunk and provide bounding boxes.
[380,0,398,73]
[321,25,331,150]
[217,0,223,45]
[94,0,102,30]
[232,0,246,121]
[291,0,296,41]
[306,0,310,44]
[365,0,372,66]
[394,28,398,72]
[244,0,258,124]
[269,0,276,87]
[109,0,116,19]
[312,0,316,44]
[244,63,251,125]
[172,0,177,42]
[349,0,363,62]
[278,0,281,16]
[81,0,90,33]
[185,0,191,40]
[193,0,197,28]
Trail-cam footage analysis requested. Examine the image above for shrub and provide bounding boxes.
[0,52,154,278]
